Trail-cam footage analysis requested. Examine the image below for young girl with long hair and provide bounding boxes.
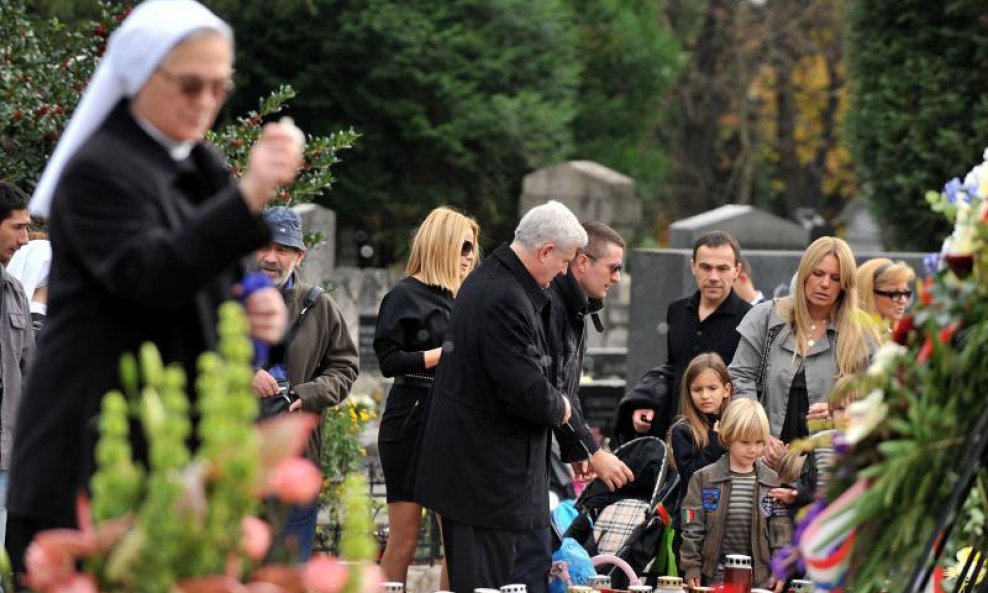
[670,353,733,501]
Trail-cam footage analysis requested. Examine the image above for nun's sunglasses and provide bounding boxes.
[157,67,235,99]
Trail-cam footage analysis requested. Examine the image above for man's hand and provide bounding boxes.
[770,577,785,593]
[632,408,654,433]
[288,398,303,412]
[239,122,304,213]
[590,450,634,492]
[763,435,787,469]
[245,286,288,344]
[686,577,701,589]
[253,369,280,397]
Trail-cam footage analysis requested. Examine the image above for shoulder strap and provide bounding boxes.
[282,286,324,347]
[755,299,782,403]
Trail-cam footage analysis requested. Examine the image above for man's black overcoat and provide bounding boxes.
[7,101,270,527]
[413,244,567,531]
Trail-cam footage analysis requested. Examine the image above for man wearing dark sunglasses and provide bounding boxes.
[6,1,303,574]
[547,221,633,490]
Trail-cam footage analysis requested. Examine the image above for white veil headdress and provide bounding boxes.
[6,239,52,313]
[30,0,232,219]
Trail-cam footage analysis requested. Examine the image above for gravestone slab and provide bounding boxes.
[669,204,809,251]
[296,203,336,284]
[519,160,642,238]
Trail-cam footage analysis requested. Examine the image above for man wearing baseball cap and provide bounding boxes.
[255,206,359,560]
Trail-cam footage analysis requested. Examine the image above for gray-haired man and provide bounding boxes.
[254,207,359,559]
[414,201,585,593]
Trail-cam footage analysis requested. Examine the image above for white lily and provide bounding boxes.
[843,388,888,445]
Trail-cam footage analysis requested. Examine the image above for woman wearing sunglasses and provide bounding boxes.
[375,206,479,586]
[856,258,916,339]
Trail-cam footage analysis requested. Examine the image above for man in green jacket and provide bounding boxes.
[255,206,359,559]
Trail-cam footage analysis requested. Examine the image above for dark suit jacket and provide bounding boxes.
[413,244,567,531]
[7,101,270,526]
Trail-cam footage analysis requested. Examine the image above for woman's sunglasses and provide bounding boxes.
[461,241,475,257]
[874,289,912,301]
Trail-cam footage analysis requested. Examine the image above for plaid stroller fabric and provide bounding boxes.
[593,499,651,555]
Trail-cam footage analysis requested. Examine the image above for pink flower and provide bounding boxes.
[51,574,99,593]
[176,575,248,593]
[251,565,304,592]
[360,563,383,593]
[265,457,323,504]
[257,413,319,472]
[23,526,107,592]
[22,540,76,592]
[303,554,349,593]
[241,517,273,561]
[244,583,286,593]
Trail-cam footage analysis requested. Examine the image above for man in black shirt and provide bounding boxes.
[630,230,752,438]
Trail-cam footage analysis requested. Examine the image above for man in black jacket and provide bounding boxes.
[6,2,300,574]
[627,230,751,440]
[414,200,585,593]
[548,221,633,490]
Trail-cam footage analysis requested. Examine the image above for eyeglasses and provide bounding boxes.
[874,289,912,301]
[586,253,623,274]
[157,67,235,99]
[461,241,474,257]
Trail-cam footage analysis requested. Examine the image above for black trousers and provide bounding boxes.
[441,517,551,593]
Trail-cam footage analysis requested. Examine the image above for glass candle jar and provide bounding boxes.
[723,554,753,593]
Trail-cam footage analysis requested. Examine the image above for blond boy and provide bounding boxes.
[679,399,793,592]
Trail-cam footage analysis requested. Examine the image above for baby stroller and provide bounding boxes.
[555,436,681,589]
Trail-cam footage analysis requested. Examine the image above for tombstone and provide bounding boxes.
[668,204,809,251]
[624,248,928,387]
[839,198,885,253]
[519,160,641,238]
[295,202,336,285]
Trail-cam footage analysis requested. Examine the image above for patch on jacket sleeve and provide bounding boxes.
[760,494,790,518]
[701,487,721,511]
[681,508,697,524]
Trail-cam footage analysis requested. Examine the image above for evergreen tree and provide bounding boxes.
[845,0,988,250]
[567,0,683,240]
[209,0,579,261]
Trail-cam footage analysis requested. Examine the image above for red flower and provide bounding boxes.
[892,315,915,345]
[916,321,961,364]
[919,276,935,306]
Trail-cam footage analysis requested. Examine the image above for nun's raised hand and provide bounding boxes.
[244,285,288,344]
[239,121,304,213]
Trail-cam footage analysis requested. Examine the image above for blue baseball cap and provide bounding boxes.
[262,206,305,250]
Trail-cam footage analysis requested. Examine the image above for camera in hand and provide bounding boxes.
[258,379,296,419]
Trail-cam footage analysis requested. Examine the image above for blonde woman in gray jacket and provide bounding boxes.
[728,237,873,468]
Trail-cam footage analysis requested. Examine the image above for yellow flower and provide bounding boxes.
[946,547,986,584]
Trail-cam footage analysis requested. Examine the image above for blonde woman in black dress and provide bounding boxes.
[375,206,479,584]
